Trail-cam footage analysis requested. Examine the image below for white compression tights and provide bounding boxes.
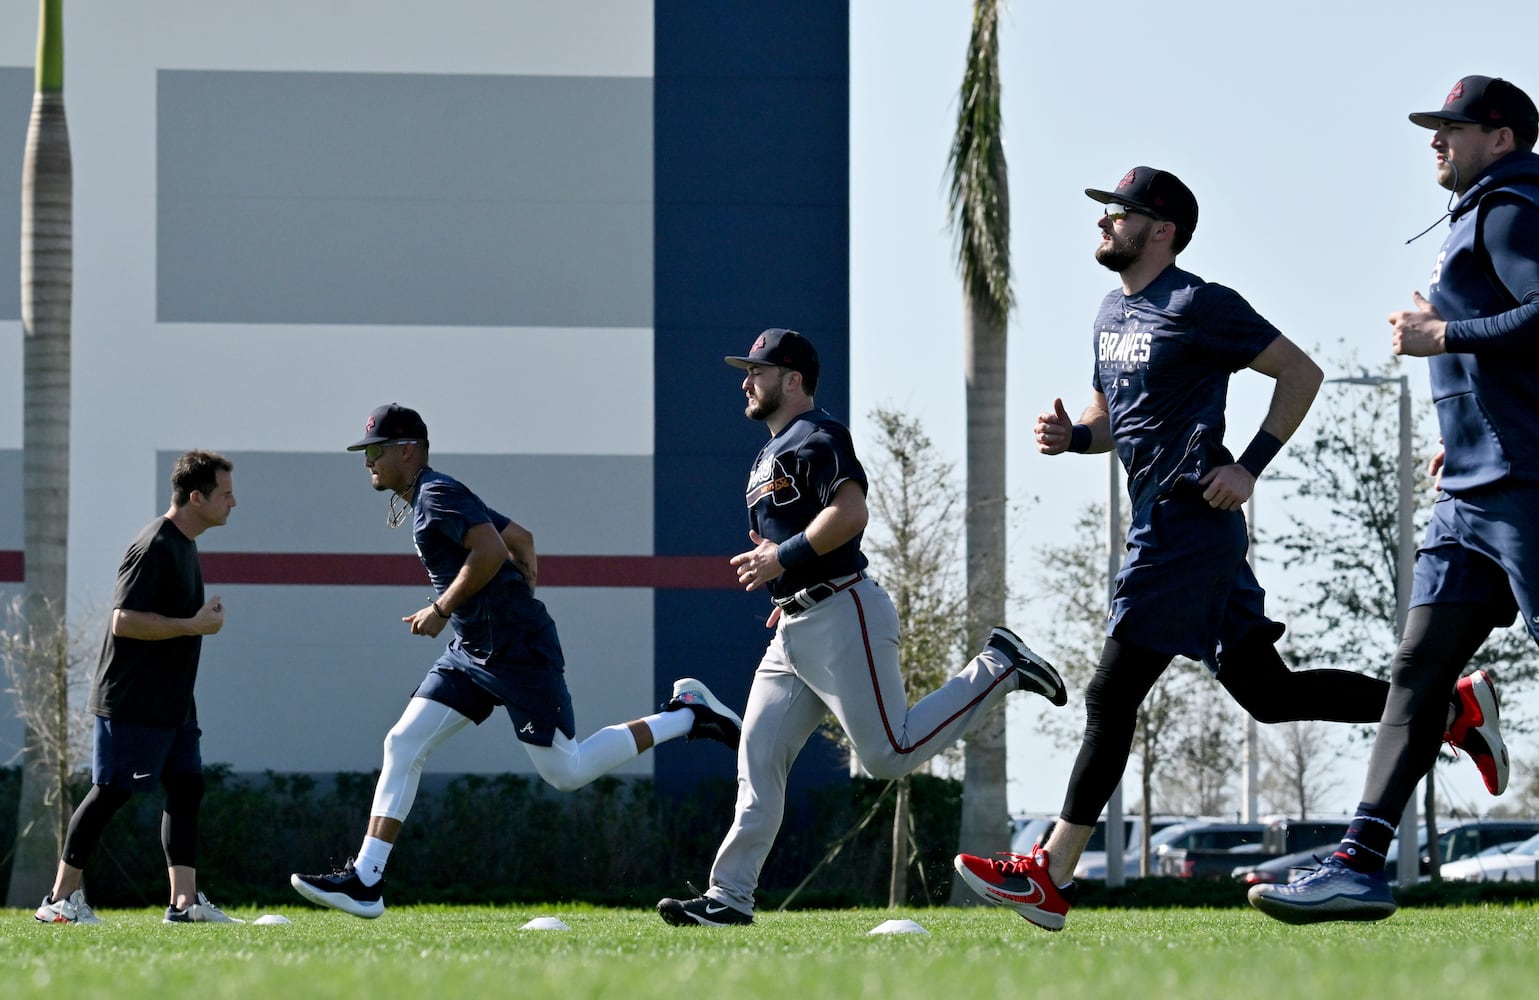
[370,696,660,819]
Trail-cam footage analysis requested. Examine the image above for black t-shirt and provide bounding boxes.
[87,517,205,726]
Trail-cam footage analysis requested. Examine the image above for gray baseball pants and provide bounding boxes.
[705,576,1019,913]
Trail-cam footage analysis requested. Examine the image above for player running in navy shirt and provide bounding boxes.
[290,404,743,918]
[954,167,1501,932]
[1253,75,1539,925]
[655,330,1068,928]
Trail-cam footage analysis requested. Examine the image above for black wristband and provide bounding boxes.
[1067,424,1092,454]
[1236,430,1284,479]
[431,600,450,619]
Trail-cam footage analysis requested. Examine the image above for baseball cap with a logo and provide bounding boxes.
[724,328,820,385]
[1084,166,1199,236]
[1410,75,1539,146]
[348,403,429,451]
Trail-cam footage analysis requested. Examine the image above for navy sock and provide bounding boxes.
[1334,806,1397,872]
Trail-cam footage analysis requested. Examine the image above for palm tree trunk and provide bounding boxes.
[7,0,73,908]
[945,0,1012,904]
[888,775,911,907]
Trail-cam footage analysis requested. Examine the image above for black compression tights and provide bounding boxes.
[60,784,133,869]
[161,771,205,868]
[1061,637,1171,825]
[1215,635,1389,724]
[1360,604,1493,814]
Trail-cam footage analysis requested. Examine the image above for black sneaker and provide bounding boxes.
[657,893,753,927]
[987,627,1067,707]
[290,859,385,919]
[665,678,743,750]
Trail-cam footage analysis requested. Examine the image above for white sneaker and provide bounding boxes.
[164,891,245,923]
[35,888,104,925]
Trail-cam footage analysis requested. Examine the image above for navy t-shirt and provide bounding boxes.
[411,468,555,662]
[745,410,869,599]
[88,517,205,727]
[1091,264,1282,512]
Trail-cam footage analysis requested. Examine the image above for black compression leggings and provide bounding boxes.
[1360,604,1493,814]
[59,772,206,870]
[1215,634,1388,724]
[1061,632,1405,825]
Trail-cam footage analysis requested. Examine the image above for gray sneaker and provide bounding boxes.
[35,888,104,925]
[987,627,1067,706]
[164,891,245,924]
[1248,857,1396,924]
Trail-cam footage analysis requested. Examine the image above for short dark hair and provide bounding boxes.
[1483,123,1537,153]
[171,450,233,506]
[795,366,819,396]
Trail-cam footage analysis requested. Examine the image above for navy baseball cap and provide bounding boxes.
[724,328,820,383]
[1410,76,1539,146]
[1084,166,1199,235]
[348,403,428,451]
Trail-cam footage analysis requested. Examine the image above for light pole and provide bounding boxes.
[1326,372,1415,884]
[1105,452,1126,886]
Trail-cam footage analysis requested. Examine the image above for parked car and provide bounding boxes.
[1074,818,1224,880]
[1153,822,1270,878]
[1233,818,1539,884]
[1011,813,1193,871]
[1441,832,1539,882]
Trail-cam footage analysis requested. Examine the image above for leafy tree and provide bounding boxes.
[860,407,969,906]
[948,0,1015,897]
[1267,351,1536,842]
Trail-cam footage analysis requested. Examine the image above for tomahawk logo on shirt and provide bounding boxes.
[746,451,801,508]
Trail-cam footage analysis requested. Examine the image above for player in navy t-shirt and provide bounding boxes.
[1253,76,1539,925]
[290,404,744,919]
[955,167,1500,932]
[655,330,1069,928]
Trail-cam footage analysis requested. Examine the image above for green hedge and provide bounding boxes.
[0,767,967,908]
[6,766,1538,910]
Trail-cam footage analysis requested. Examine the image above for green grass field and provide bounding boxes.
[6,902,1539,999]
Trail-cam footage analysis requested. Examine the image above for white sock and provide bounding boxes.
[646,708,695,744]
[355,835,393,886]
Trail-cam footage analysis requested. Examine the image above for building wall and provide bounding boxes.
[0,2,848,791]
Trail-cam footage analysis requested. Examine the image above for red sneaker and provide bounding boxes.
[1447,670,1509,796]
[953,846,1072,931]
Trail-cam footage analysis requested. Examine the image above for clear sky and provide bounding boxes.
[847,0,1539,820]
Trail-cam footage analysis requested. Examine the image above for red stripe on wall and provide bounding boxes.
[195,552,735,589]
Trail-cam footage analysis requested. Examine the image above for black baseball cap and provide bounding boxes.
[348,403,428,451]
[1410,75,1539,146]
[1084,166,1199,235]
[724,328,820,383]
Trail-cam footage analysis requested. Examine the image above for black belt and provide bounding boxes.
[772,572,865,614]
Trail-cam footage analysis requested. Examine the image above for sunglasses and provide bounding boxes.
[363,440,418,461]
[1102,203,1162,222]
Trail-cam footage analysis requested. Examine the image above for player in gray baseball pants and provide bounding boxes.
[656,328,1067,926]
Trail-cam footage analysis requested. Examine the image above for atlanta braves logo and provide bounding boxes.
[746,451,802,507]
[365,415,377,432]
[1447,80,1465,104]
[1119,169,1137,188]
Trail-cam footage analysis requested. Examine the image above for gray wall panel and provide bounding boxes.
[159,451,652,555]
[157,70,653,327]
[196,585,655,774]
[0,451,19,547]
[0,68,28,320]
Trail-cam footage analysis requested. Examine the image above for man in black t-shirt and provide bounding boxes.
[35,450,241,925]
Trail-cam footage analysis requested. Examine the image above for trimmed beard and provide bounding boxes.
[1095,224,1151,273]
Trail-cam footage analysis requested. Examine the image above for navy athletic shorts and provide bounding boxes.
[1411,487,1539,642]
[1108,492,1282,672]
[413,626,575,747]
[91,717,203,791]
